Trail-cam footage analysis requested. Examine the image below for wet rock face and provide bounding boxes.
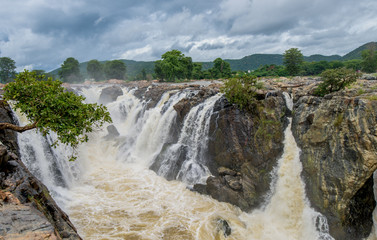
[292,95,377,240]
[204,95,286,211]
[0,102,81,240]
[99,85,123,104]
[0,199,57,240]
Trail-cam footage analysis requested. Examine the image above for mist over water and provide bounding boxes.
[15,85,334,239]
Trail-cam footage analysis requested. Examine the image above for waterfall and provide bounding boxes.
[237,92,333,240]
[153,94,222,185]
[14,108,81,205]
[14,85,335,239]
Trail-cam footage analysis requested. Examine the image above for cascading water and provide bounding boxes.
[14,85,335,239]
[154,94,221,185]
[237,92,333,240]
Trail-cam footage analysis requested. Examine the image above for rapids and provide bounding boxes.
[14,85,334,239]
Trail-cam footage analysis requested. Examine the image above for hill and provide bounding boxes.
[342,42,377,60]
[49,42,375,79]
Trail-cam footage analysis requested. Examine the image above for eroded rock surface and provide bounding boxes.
[292,92,377,239]
[204,94,286,211]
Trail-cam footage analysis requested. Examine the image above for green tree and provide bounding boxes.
[361,48,377,73]
[314,68,361,97]
[210,58,231,79]
[0,57,17,83]
[1,70,112,160]
[192,62,203,79]
[154,50,192,82]
[283,48,304,76]
[59,57,82,83]
[344,59,362,71]
[87,60,104,81]
[134,68,148,81]
[141,68,147,80]
[104,60,127,80]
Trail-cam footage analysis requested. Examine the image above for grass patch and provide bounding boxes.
[364,95,377,101]
[357,88,366,95]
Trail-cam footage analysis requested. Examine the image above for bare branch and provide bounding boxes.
[0,121,38,133]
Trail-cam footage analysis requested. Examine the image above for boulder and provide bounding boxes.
[98,85,123,104]
[104,124,120,140]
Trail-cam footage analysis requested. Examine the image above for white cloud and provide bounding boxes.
[0,0,376,70]
[119,45,153,60]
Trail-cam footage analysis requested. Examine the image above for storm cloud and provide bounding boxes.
[0,0,376,71]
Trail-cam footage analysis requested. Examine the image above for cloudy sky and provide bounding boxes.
[1,0,376,71]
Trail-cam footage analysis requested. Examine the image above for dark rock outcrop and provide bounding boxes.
[292,94,377,239]
[195,93,286,211]
[99,85,123,104]
[173,89,217,122]
[0,100,81,239]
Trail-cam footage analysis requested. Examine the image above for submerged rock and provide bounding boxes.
[216,218,232,237]
[104,124,120,140]
[99,85,123,104]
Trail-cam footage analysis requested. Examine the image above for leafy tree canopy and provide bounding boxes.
[104,60,127,80]
[210,58,232,79]
[154,50,193,82]
[314,68,361,97]
[0,57,17,83]
[361,48,377,73]
[87,59,104,81]
[283,48,304,76]
[59,57,82,83]
[1,70,112,160]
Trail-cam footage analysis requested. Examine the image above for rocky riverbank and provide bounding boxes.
[0,101,81,240]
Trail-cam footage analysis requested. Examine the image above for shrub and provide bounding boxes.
[221,75,262,112]
[314,68,361,97]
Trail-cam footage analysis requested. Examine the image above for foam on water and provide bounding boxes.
[14,86,334,239]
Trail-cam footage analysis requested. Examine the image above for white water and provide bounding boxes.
[14,86,333,239]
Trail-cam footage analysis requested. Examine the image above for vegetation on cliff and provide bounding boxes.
[1,70,112,160]
[314,68,361,96]
[220,75,262,112]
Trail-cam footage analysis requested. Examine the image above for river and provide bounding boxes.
[15,85,333,239]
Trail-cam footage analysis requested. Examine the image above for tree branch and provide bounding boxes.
[0,121,38,133]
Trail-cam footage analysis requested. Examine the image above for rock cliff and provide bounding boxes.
[0,101,81,240]
[292,86,377,239]
[203,94,287,211]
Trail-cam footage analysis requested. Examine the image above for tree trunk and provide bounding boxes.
[0,122,37,133]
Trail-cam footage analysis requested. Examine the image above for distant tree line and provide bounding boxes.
[1,46,376,84]
[240,47,377,78]
[59,58,127,83]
